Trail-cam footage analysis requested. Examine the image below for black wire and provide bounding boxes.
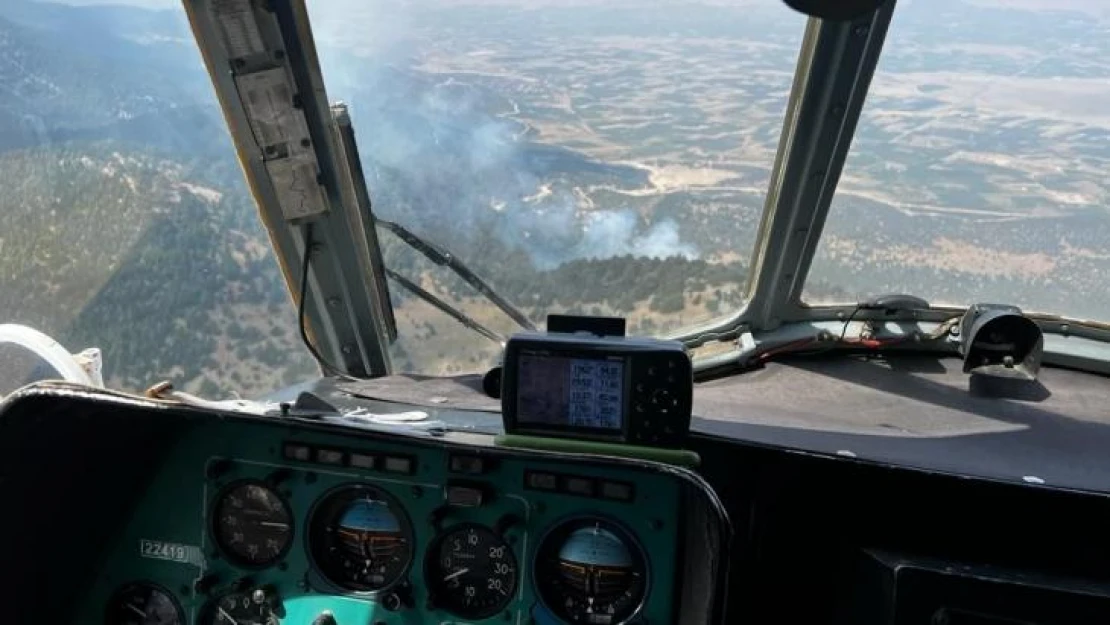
[747,299,955,367]
[758,303,863,363]
[298,223,361,382]
[839,303,863,343]
[797,303,862,357]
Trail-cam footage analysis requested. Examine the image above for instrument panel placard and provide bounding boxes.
[138,539,199,565]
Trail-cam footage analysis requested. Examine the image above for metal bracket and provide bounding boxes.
[183,0,393,377]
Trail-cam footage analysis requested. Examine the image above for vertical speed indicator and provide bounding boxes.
[426,523,518,619]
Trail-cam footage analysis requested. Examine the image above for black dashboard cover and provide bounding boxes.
[848,550,1110,624]
[0,382,733,625]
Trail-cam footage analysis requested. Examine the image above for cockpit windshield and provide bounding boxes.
[0,0,804,394]
[807,0,1110,320]
[19,0,1106,397]
[308,0,805,373]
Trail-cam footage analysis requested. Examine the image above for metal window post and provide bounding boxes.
[675,2,896,345]
[183,0,394,378]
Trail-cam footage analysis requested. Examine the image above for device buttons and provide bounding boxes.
[650,388,673,408]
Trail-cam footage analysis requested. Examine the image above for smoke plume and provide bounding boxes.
[312,0,698,269]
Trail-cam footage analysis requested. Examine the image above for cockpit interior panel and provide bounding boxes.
[0,387,727,625]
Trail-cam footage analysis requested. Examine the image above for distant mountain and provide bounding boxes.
[6,0,188,42]
[0,0,214,151]
[0,2,319,394]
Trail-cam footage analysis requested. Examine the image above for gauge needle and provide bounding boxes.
[125,603,146,618]
[219,606,239,625]
[443,567,469,582]
[258,521,289,529]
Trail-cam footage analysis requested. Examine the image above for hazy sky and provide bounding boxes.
[49,0,177,7]
[42,0,1110,11]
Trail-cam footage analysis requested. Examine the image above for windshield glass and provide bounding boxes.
[0,0,801,395]
[309,0,804,373]
[0,0,318,396]
[807,0,1110,320]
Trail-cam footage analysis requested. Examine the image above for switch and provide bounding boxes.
[382,455,415,474]
[312,611,337,625]
[563,476,595,497]
[282,443,311,462]
[445,484,484,507]
[449,454,488,474]
[315,448,344,465]
[348,452,375,469]
[599,481,635,502]
[525,471,559,491]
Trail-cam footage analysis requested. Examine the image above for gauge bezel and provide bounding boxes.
[532,514,651,625]
[198,589,279,625]
[104,581,184,625]
[305,483,416,594]
[209,478,296,570]
[424,521,519,620]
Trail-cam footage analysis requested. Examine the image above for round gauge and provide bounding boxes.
[212,481,294,568]
[199,591,279,625]
[426,523,518,619]
[105,583,183,625]
[308,484,414,592]
[535,518,648,625]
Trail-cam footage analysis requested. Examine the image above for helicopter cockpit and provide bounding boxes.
[4,0,1110,623]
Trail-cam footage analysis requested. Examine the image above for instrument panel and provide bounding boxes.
[77,419,684,625]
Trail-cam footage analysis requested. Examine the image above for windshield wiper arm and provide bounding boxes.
[376,218,537,331]
[384,268,506,344]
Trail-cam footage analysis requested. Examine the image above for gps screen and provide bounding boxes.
[516,353,625,430]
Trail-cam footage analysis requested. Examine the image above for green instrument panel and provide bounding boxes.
[78,419,683,625]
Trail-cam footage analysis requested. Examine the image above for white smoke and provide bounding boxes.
[311,0,699,269]
[502,191,696,268]
[578,211,695,261]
